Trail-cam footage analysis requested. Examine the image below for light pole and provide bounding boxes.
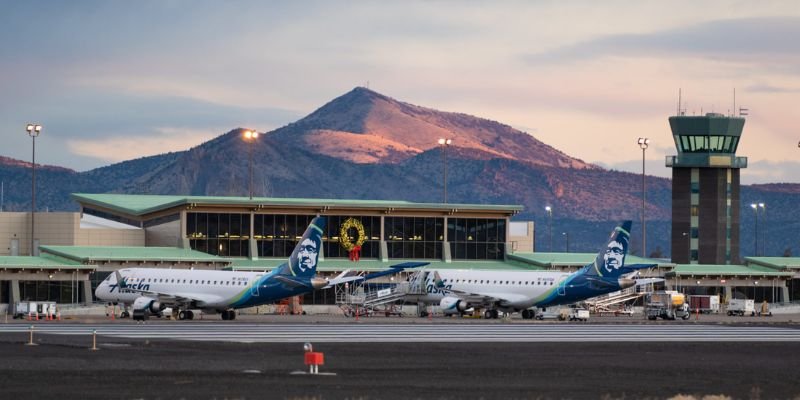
[750,202,765,256]
[26,123,42,256]
[545,206,552,252]
[438,138,453,203]
[562,232,569,253]
[243,129,259,199]
[637,137,650,257]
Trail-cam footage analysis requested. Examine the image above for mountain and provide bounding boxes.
[1,87,800,257]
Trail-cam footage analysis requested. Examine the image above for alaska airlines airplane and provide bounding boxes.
[95,216,426,321]
[407,221,655,319]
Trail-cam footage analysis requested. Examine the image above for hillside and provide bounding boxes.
[1,87,799,257]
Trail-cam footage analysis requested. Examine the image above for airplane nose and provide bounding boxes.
[617,278,635,289]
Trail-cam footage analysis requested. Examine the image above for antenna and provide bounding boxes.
[677,88,682,116]
[733,88,736,117]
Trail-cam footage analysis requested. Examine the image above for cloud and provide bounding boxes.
[525,17,800,67]
[66,127,217,163]
[745,84,800,93]
[0,90,301,171]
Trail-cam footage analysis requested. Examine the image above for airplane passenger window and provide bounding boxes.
[214,281,217,285]
[190,280,193,284]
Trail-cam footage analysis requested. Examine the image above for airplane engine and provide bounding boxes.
[132,296,163,314]
[440,296,471,313]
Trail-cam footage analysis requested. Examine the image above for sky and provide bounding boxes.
[2,1,799,184]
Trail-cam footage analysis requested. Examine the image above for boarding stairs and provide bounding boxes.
[585,285,649,314]
[334,271,428,317]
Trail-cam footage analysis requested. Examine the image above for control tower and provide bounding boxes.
[666,113,747,264]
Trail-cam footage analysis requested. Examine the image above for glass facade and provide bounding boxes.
[186,212,508,261]
[448,218,506,260]
[323,215,381,259]
[384,217,444,259]
[677,135,739,153]
[187,212,251,257]
[254,214,381,259]
[18,280,84,304]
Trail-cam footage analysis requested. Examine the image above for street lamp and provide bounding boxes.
[637,137,650,257]
[26,123,42,256]
[243,129,259,199]
[545,206,552,252]
[438,138,453,203]
[750,202,765,256]
[562,232,569,253]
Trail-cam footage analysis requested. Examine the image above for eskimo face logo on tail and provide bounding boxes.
[602,227,629,273]
[289,217,325,277]
[296,239,318,273]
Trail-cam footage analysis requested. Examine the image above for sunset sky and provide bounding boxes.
[2,1,799,183]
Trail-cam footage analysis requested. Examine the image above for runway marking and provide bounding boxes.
[1,323,799,343]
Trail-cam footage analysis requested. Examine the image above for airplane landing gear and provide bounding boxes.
[178,310,195,320]
[221,310,236,320]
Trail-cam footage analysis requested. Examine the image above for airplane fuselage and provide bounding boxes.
[95,267,313,311]
[408,268,629,311]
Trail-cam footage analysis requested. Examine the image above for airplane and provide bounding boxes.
[95,216,427,321]
[405,220,658,319]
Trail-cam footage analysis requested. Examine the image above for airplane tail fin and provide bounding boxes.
[584,220,632,279]
[279,216,326,278]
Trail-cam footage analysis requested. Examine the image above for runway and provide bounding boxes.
[2,322,800,342]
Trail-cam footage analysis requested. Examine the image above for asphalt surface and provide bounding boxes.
[2,319,800,399]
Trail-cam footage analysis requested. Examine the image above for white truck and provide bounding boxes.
[568,307,590,322]
[726,299,755,316]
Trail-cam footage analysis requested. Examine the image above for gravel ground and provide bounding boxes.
[0,329,798,400]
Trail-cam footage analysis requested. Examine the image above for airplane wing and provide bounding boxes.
[323,262,429,288]
[620,263,658,272]
[633,277,665,286]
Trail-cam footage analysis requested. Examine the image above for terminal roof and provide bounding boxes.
[71,193,523,220]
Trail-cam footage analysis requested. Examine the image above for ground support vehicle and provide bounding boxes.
[13,301,57,319]
[688,295,720,314]
[568,307,590,321]
[535,307,568,321]
[727,299,755,316]
[644,291,690,320]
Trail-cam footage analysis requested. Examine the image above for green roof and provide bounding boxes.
[71,193,523,217]
[507,252,672,268]
[0,256,89,269]
[667,264,794,277]
[227,259,541,272]
[745,257,800,270]
[39,246,229,263]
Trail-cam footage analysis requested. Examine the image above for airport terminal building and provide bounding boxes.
[0,193,797,311]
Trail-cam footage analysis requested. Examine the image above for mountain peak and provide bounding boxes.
[280,87,597,169]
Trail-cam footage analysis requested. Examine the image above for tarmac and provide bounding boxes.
[1,312,800,399]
